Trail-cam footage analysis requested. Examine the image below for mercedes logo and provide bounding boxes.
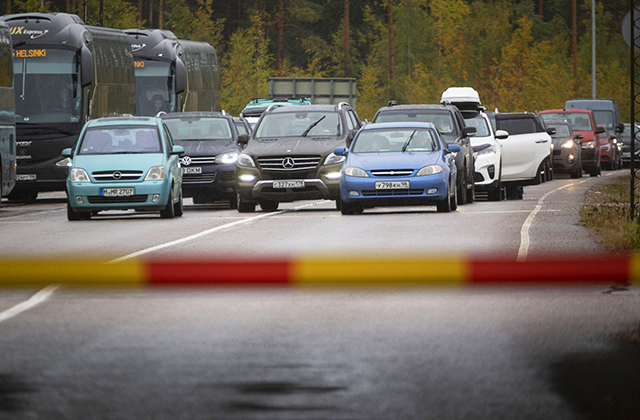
[181,156,192,166]
[112,171,122,180]
[282,157,295,169]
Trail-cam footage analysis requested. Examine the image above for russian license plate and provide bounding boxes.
[375,181,410,189]
[16,174,36,181]
[182,167,202,174]
[100,187,134,197]
[273,180,304,189]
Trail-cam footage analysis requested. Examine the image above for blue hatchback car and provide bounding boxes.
[63,117,185,220]
[336,122,460,214]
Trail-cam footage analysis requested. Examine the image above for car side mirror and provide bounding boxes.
[334,147,347,156]
[171,145,185,155]
[595,126,605,134]
[61,148,73,158]
[174,58,186,94]
[495,130,509,140]
[447,144,461,154]
[462,126,476,137]
[617,123,625,133]
[574,133,584,140]
[546,127,556,135]
[80,46,93,88]
[471,143,491,153]
[237,133,248,145]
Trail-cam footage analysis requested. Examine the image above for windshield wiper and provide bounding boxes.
[401,130,417,152]
[301,116,326,137]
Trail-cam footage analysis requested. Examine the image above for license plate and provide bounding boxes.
[101,187,134,197]
[273,180,304,189]
[16,174,36,181]
[375,181,410,189]
[182,167,202,174]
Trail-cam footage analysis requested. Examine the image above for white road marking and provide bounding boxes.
[0,284,60,324]
[517,180,589,261]
[109,202,318,263]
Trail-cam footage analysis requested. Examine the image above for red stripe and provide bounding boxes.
[146,259,290,285]
[470,257,631,283]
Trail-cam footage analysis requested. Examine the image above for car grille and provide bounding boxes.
[361,189,424,197]
[257,155,322,171]
[553,149,562,156]
[182,156,216,165]
[219,171,235,182]
[370,169,414,176]
[183,172,216,183]
[92,170,143,181]
[87,195,148,204]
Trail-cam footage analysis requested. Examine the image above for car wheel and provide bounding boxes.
[457,173,467,205]
[260,200,279,212]
[450,180,458,211]
[341,200,363,215]
[545,159,552,181]
[335,199,341,210]
[570,163,581,178]
[67,200,90,221]
[7,190,38,203]
[160,188,176,219]
[488,180,502,201]
[229,194,238,209]
[589,166,598,177]
[532,163,543,185]
[237,193,255,213]
[466,181,475,204]
[174,189,184,217]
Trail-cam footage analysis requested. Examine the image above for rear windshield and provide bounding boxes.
[375,111,455,135]
[352,129,441,153]
[78,126,161,155]
[163,117,233,140]
[541,113,592,131]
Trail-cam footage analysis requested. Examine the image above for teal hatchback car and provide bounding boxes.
[63,117,184,220]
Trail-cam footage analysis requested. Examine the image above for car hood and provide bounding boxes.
[72,153,165,172]
[245,136,345,156]
[346,151,443,170]
[175,139,237,156]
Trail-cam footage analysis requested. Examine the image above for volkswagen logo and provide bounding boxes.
[112,171,122,180]
[282,157,295,169]
[181,156,192,166]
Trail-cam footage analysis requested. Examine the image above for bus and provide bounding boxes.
[0,20,15,202]
[0,13,136,202]
[125,29,221,116]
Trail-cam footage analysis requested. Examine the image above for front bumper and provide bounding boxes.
[14,157,69,193]
[552,146,580,172]
[473,152,500,189]
[181,164,235,199]
[67,179,172,211]
[340,173,448,207]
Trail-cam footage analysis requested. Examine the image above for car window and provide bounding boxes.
[345,111,355,131]
[550,125,572,138]
[496,118,537,135]
[541,113,593,131]
[375,111,455,135]
[593,110,613,130]
[235,122,248,135]
[78,126,161,155]
[163,117,233,140]
[464,114,491,137]
[255,111,342,138]
[352,129,440,153]
[348,110,360,128]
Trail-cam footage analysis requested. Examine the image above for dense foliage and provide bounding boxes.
[4,0,631,119]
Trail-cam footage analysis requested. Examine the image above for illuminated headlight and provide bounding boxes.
[581,141,596,149]
[416,165,444,176]
[70,168,90,182]
[56,157,72,167]
[600,144,610,151]
[344,167,369,177]
[237,153,256,168]
[145,166,166,180]
[323,153,345,166]
[561,140,575,149]
[476,145,497,157]
[239,174,256,182]
[215,152,238,164]
[324,172,341,179]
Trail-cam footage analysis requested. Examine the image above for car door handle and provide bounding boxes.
[535,139,548,143]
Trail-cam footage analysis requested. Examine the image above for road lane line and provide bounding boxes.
[0,284,60,324]
[517,180,588,261]
[109,202,318,263]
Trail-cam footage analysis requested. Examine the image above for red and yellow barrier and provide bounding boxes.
[0,254,638,287]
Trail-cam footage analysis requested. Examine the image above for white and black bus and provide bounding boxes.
[0,20,15,202]
[125,29,221,116]
[0,13,136,201]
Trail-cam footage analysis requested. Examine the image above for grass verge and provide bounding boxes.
[580,174,640,252]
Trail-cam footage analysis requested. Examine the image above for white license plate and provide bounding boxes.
[101,187,134,197]
[273,180,305,189]
[375,181,410,189]
[182,167,202,174]
[16,174,36,181]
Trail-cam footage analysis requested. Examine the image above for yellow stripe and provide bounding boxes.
[293,255,468,286]
[629,254,640,284]
[0,259,145,287]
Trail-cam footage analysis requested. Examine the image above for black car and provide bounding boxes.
[372,104,476,205]
[233,116,252,136]
[161,112,246,208]
[545,119,582,178]
[235,103,362,212]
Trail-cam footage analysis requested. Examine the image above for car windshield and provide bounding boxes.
[352,129,440,153]
[541,113,592,131]
[463,114,491,137]
[255,111,342,138]
[593,110,613,130]
[163,117,233,141]
[375,111,455,136]
[78,126,161,155]
[550,125,572,138]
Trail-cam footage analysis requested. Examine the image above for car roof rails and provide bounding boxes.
[338,101,351,109]
[387,100,397,107]
[265,104,284,113]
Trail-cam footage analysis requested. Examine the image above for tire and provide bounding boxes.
[488,180,502,201]
[545,159,552,181]
[237,193,255,213]
[570,163,581,179]
[174,189,184,217]
[466,182,475,204]
[160,188,175,219]
[259,200,279,212]
[456,174,467,205]
[450,180,458,211]
[532,163,543,185]
[67,200,89,221]
[229,194,238,209]
[341,200,363,215]
[437,181,453,213]
[335,199,341,210]
[7,190,37,203]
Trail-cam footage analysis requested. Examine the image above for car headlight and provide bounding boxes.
[600,144,610,151]
[416,165,444,176]
[561,140,575,149]
[581,141,596,149]
[324,152,345,166]
[476,145,497,157]
[215,152,239,164]
[70,168,90,182]
[344,166,369,177]
[237,153,256,168]
[145,166,166,181]
[56,157,72,167]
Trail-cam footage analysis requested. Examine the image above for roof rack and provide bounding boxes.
[387,100,397,107]
[265,104,284,113]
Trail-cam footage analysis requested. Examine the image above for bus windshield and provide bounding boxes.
[134,60,175,116]
[13,48,80,124]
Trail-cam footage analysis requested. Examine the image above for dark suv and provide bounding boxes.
[372,104,476,204]
[235,103,362,212]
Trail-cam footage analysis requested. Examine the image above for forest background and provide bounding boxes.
[3,0,631,120]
